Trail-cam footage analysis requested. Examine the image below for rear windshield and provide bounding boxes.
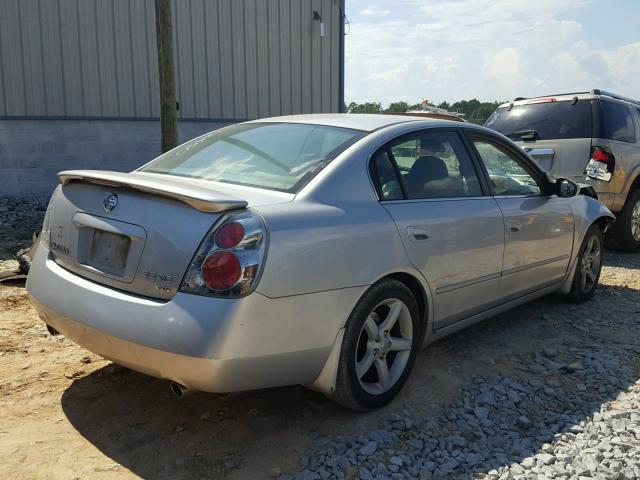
[140,123,364,193]
[485,100,593,140]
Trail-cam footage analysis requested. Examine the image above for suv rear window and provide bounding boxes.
[598,100,636,143]
[485,100,593,140]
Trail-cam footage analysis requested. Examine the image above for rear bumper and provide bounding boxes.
[27,245,365,392]
[31,297,328,392]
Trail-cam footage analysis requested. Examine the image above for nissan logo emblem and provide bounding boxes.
[103,193,118,212]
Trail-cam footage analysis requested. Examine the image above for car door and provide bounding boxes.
[466,133,575,298]
[371,129,505,329]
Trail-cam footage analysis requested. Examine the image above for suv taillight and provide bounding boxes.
[590,147,615,172]
[585,146,615,182]
[179,210,267,298]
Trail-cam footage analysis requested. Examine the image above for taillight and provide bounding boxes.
[179,210,267,297]
[591,147,615,172]
[202,251,242,290]
[215,222,244,249]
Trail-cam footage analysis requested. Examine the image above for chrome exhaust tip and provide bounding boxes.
[169,381,195,398]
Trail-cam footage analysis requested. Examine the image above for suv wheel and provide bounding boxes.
[332,279,421,410]
[610,189,640,253]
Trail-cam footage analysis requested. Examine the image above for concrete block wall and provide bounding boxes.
[0,120,230,196]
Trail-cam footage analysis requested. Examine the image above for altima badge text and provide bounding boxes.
[143,271,174,283]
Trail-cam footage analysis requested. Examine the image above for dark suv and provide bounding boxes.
[485,89,640,252]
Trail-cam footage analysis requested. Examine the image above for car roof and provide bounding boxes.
[249,113,456,132]
[386,111,467,122]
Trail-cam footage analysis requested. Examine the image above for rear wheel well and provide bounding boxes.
[386,272,428,329]
[624,173,640,203]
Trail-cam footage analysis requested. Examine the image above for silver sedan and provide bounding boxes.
[27,114,614,410]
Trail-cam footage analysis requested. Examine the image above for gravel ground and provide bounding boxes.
[0,195,49,261]
[280,255,640,480]
[286,346,640,480]
[1,197,639,480]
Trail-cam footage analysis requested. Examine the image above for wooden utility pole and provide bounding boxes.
[154,0,178,152]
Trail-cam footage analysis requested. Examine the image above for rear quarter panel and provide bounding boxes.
[253,197,415,299]
[614,152,640,211]
[252,127,427,300]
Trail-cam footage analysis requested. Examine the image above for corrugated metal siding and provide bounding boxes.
[0,0,342,119]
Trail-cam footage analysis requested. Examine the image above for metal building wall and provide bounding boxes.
[0,0,343,120]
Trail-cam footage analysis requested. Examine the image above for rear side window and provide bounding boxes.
[485,100,593,140]
[599,100,636,143]
[378,131,483,200]
[371,150,403,200]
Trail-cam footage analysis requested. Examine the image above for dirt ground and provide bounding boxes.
[1,251,639,480]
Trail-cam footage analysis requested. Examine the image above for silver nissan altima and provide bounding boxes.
[27,114,614,410]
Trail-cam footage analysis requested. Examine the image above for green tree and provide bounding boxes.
[345,99,503,124]
[384,101,409,113]
[448,99,503,124]
[346,102,383,113]
[469,102,501,124]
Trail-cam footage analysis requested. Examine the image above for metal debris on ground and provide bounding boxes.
[0,243,35,283]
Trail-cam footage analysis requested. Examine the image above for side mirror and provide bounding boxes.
[556,178,578,198]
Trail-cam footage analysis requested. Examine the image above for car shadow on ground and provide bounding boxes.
[61,364,345,479]
[60,255,639,479]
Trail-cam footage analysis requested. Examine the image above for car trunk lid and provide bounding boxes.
[48,170,259,300]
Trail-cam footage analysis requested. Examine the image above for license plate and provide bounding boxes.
[585,159,612,182]
[88,230,131,274]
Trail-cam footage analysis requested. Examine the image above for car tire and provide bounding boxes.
[566,225,604,303]
[332,279,421,411]
[609,189,640,253]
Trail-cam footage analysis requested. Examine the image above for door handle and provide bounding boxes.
[507,221,522,233]
[407,226,430,242]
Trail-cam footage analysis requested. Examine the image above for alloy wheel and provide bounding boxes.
[631,200,640,242]
[354,298,413,395]
[580,233,602,292]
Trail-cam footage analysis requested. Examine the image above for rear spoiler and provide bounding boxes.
[58,170,248,213]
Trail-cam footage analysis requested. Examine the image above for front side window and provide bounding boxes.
[472,140,541,196]
[140,123,364,192]
[378,131,482,200]
[599,100,636,143]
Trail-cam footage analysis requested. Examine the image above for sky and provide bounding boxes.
[344,0,640,106]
